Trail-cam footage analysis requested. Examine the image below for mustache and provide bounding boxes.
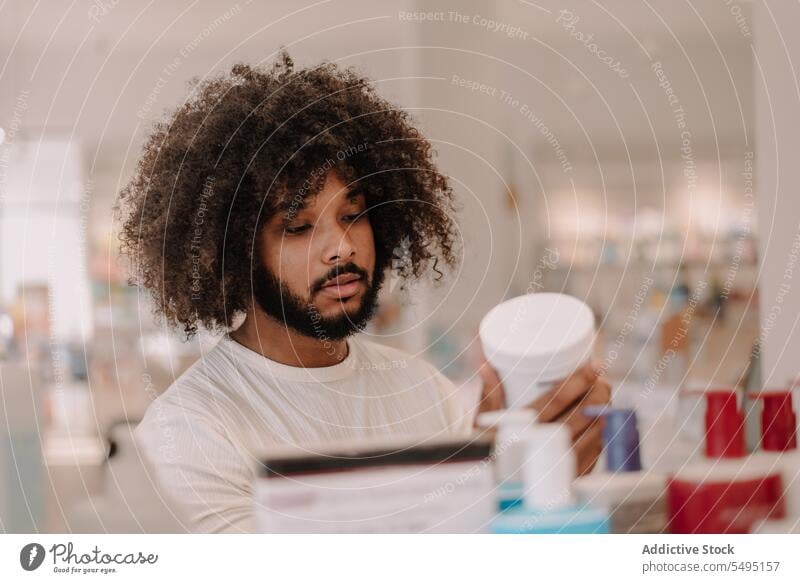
[309,262,370,295]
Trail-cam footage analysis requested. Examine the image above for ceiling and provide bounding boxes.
[0,0,755,192]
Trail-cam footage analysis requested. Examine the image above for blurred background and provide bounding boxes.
[2,0,799,532]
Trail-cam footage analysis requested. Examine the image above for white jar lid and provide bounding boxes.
[479,293,595,382]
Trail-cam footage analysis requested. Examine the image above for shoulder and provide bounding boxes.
[134,361,253,485]
[134,340,242,451]
[147,338,243,415]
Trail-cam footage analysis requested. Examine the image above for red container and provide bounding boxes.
[668,389,785,533]
[750,391,798,452]
[668,471,785,533]
[704,391,745,458]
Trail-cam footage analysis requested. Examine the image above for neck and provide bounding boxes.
[230,308,349,367]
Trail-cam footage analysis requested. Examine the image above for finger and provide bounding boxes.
[478,359,503,388]
[532,363,600,422]
[475,362,506,414]
[562,376,611,413]
[557,377,611,412]
[558,378,612,438]
[556,386,608,439]
[573,420,604,476]
[476,340,488,365]
[536,362,600,421]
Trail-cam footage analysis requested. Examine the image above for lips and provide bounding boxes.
[323,273,361,288]
[319,273,363,300]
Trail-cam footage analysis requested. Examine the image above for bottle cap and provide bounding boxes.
[584,405,642,472]
[475,409,537,429]
[520,423,575,510]
[704,390,745,458]
[749,391,797,452]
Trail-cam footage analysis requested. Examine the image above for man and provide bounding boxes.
[121,52,610,533]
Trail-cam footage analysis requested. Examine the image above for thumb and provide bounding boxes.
[477,362,505,413]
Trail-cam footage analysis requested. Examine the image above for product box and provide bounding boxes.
[254,435,495,533]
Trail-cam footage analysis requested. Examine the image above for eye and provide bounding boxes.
[342,211,366,223]
[285,224,311,235]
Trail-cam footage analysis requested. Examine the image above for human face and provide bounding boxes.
[253,171,381,340]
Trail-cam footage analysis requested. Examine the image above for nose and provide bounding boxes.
[321,222,356,265]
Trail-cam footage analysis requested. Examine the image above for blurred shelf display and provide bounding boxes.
[44,435,107,466]
[540,232,758,272]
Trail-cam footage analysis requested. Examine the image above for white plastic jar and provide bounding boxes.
[479,293,596,408]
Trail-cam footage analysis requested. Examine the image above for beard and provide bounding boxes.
[251,261,384,342]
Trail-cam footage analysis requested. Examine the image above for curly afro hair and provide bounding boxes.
[117,52,459,338]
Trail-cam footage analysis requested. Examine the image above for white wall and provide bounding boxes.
[0,138,93,342]
[754,2,800,387]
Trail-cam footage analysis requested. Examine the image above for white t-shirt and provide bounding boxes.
[134,334,474,533]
